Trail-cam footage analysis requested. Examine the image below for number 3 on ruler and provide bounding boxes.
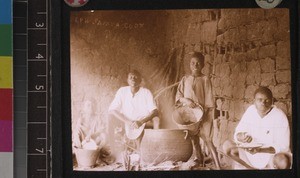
[35,22,44,28]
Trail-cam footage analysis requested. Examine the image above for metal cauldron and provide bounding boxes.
[140,129,193,165]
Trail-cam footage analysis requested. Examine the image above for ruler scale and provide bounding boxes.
[13,0,28,177]
[26,0,50,178]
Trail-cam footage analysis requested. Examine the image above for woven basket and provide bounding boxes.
[172,104,204,135]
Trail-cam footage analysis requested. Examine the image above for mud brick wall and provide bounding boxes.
[70,9,291,150]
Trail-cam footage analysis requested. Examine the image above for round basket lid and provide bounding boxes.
[173,105,204,124]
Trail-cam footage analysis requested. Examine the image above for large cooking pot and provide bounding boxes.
[140,129,193,165]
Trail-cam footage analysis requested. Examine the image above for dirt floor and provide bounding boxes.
[73,151,233,171]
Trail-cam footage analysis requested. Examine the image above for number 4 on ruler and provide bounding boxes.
[36,53,44,59]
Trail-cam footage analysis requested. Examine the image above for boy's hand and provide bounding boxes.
[84,135,91,142]
[131,120,145,129]
[236,132,252,143]
[245,147,260,154]
[182,98,197,108]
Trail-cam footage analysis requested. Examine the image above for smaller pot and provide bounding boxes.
[74,148,100,168]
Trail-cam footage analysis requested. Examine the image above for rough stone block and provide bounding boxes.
[205,54,213,64]
[246,48,258,61]
[212,77,220,87]
[230,63,240,77]
[270,84,291,99]
[276,57,290,70]
[246,24,262,41]
[222,85,233,98]
[246,9,265,24]
[276,70,291,84]
[223,28,239,44]
[219,10,235,30]
[260,57,275,73]
[265,8,288,19]
[274,101,288,116]
[260,19,277,44]
[216,34,224,45]
[260,73,276,86]
[202,62,212,76]
[201,21,218,43]
[274,10,290,41]
[277,41,290,59]
[234,100,246,120]
[231,64,246,87]
[237,72,247,87]
[214,87,222,96]
[258,45,276,59]
[275,29,290,42]
[215,63,221,77]
[214,54,223,65]
[246,72,260,85]
[186,25,201,44]
[189,10,210,22]
[246,61,261,85]
[231,52,247,64]
[220,77,230,88]
[233,86,245,99]
[219,63,231,77]
[245,85,257,100]
[194,43,201,52]
[238,26,247,41]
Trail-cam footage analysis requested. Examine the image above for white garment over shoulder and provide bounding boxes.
[108,86,157,121]
[234,105,290,169]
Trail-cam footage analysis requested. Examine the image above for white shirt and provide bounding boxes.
[108,86,157,121]
[234,105,290,169]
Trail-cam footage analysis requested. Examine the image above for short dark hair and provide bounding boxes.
[254,86,273,99]
[128,69,141,78]
[190,52,205,66]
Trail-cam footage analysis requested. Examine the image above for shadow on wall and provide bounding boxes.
[70,10,189,129]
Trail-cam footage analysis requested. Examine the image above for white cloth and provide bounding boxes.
[108,86,157,121]
[234,105,290,169]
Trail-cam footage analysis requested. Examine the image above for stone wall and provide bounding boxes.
[156,9,291,150]
[171,9,291,149]
[70,9,291,150]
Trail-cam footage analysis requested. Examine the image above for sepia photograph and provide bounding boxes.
[69,8,292,171]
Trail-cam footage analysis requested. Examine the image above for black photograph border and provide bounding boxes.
[50,0,299,178]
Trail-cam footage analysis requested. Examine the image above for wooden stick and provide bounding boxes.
[217,150,256,169]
